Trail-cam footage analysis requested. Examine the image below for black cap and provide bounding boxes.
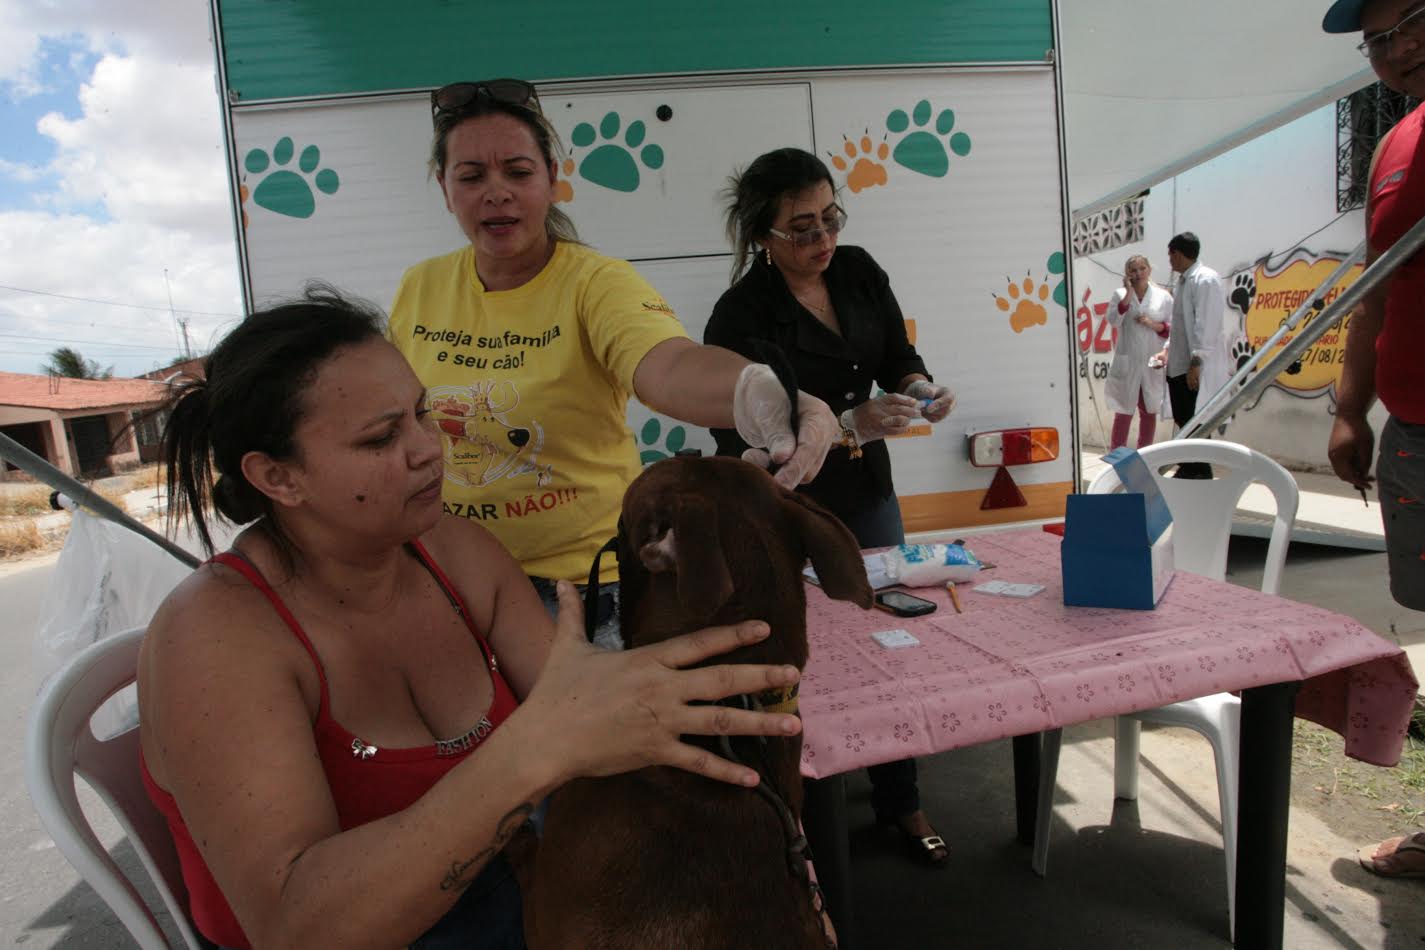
[1323,0,1366,33]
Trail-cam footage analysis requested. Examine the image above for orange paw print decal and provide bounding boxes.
[554,158,575,203]
[831,134,889,194]
[995,274,1051,333]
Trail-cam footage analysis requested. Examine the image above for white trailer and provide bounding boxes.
[211,0,1081,533]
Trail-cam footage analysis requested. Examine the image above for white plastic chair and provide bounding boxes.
[1032,439,1298,934]
[25,626,205,949]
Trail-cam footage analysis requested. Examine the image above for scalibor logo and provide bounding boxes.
[1225,247,1363,398]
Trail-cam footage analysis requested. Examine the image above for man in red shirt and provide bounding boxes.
[1324,0,1425,877]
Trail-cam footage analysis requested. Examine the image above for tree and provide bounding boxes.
[42,346,112,380]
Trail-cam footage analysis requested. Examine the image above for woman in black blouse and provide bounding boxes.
[705,147,956,867]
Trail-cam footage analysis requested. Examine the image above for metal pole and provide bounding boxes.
[1183,213,1425,438]
[0,431,200,569]
[1182,242,1366,437]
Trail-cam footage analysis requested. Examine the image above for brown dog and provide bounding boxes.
[523,456,873,949]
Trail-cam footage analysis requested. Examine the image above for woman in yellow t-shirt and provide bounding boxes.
[390,79,836,647]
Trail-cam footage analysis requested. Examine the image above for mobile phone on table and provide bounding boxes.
[874,590,937,617]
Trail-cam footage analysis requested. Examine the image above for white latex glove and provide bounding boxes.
[733,363,837,488]
[845,392,920,443]
[904,379,956,423]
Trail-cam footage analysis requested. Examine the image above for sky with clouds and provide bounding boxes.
[0,0,243,378]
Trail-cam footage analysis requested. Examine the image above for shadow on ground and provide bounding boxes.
[22,838,184,949]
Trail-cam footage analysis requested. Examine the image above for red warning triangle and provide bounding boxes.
[980,464,1028,510]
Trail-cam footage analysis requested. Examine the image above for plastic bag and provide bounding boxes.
[34,510,196,739]
[882,543,982,587]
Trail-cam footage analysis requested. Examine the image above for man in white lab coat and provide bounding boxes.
[1165,231,1229,478]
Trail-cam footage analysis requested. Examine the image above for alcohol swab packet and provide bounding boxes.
[973,580,1045,597]
[871,629,921,649]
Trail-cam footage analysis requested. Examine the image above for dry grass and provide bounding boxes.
[0,486,53,517]
[95,485,129,512]
[0,521,44,557]
[110,463,166,498]
[1293,716,1425,838]
[145,462,166,492]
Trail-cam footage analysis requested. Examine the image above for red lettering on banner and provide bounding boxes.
[1093,302,1115,353]
[1075,286,1120,355]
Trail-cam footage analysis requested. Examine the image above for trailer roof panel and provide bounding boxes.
[215,0,1054,102]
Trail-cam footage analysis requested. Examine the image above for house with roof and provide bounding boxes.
[140,356,205,385]
[0,372,171,479]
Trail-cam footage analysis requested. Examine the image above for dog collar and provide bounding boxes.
[754,683,801,715]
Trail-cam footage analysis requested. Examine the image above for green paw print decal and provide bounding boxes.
[885,100,972,178]
[1046,251,1068,307]
[570,112,664,193]
[638,417,687,465]
[243,137,339,219]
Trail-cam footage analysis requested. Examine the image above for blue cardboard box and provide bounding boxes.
[1061,448,1176,609]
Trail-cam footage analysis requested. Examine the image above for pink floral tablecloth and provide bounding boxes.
[799,528,1417,778]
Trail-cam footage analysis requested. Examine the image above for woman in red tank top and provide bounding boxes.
[137,287,805,949]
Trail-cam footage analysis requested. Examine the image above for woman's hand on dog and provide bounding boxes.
[523,581,803,788]
[732,364,837,489]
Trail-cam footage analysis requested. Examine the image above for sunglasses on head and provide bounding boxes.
[430,79,541,124]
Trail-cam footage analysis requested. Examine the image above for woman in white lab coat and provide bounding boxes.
[1104,254,1172,449]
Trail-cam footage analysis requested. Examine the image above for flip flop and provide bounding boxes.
[1358,832,1425,878]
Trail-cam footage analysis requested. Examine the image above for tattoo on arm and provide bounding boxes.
[438,803,534,892]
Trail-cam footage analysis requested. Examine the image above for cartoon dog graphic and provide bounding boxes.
[427,381,553,488]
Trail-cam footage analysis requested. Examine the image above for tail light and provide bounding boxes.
[967,428,1060,467]
[966,427,1061,510]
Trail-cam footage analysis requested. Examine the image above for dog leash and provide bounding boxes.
[747,341,801,480]
[715,709,835,950]
[583,529,621,644]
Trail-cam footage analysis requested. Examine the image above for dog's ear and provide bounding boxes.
[780,493,874,608]
[636,496,735,617]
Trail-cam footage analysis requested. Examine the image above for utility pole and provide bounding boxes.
[163,268,191,359]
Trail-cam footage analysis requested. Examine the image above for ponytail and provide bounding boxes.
[162,375,221,555]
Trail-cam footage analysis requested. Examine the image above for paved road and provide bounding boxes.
[0,554,147,948]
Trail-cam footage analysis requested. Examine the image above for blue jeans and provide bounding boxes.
[212,856,524,950]
[410,855,525,950]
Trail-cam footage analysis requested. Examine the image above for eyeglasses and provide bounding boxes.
[430,79,542,123]
[1357,5,1425,59]
[767,208,848,248]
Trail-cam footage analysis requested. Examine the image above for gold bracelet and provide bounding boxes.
[838,426,863,459]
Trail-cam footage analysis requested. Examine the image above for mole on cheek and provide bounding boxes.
[356,494,366,502]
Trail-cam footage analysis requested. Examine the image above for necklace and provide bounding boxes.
[793,290,830,315]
